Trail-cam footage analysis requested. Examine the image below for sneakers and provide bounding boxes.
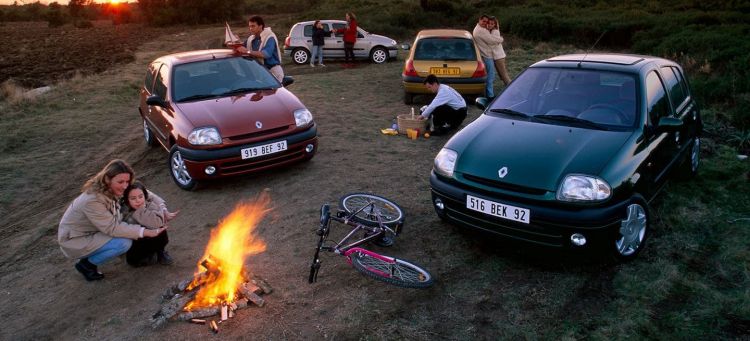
[310,63,315,68]
[157,250,174,265]
[75,258,104,281]
[319,63,326,67]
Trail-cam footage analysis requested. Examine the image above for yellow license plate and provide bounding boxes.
[430,67,460,76]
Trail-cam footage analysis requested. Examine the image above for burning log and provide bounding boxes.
[176,306,221,321]
[239,283,265,307]
[151,290,198,329]
[221,303,228,321]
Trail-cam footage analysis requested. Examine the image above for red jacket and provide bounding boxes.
[337,19,358,44]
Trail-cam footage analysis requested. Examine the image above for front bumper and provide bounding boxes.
[430,172,630,249]
[178,124,318,180]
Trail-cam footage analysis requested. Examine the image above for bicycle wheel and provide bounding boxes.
[339,193,404,227]
[350,251,433,288]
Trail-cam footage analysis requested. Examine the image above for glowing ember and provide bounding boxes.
[185,193,270,310]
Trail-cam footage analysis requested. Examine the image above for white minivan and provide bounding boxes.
[283,20,398,64]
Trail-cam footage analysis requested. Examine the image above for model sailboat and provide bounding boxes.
[224,22,243,48]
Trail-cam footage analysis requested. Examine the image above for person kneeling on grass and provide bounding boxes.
[417,74,467,135]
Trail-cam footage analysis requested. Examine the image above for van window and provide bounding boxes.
[646,71,670,125]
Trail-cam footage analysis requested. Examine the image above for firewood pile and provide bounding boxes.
[150,256,272,331]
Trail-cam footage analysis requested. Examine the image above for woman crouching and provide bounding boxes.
[57,159,167,281]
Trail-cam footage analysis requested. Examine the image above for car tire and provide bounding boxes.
[676,136,700,180]
[143,119,156,147]
[370,46,388,64]
[404,92,414,105]
[611,195,650,262]
[169,145,198,191]
[292,48,310,65]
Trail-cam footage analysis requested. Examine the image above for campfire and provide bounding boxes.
[151,193,273,331]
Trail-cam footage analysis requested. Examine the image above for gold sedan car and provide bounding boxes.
[401,29,487,104]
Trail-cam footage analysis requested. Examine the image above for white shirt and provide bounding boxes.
[421,84,466,118]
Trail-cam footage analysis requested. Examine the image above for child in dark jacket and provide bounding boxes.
[122,181,178,266]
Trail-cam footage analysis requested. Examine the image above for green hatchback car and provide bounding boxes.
[430,53,701,261]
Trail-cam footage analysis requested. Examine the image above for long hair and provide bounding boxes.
[346,12,356,22]
[82,159,134,196]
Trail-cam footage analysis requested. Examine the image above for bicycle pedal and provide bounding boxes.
[336,210,347,218]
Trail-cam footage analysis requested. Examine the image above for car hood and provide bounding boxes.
[448,115,633,192]
[368,33,395,45]
[175,88,303,138]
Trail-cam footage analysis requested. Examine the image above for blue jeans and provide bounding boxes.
[86,237,132,266]
[311,45,323,65]
[482,56,495,98]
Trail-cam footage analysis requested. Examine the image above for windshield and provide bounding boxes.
[491,68,638,128]
[171,57,279,102]
[414,37,476,61]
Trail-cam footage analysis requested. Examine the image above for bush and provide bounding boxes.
[73,19,93,28]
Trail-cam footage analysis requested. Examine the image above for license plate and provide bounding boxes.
[241,140,287,159]
[466,195,530,224]
[430,67,460,76]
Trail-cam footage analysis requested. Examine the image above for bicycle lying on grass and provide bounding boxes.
[308,193,434,288]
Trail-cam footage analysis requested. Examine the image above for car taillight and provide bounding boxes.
[403,59,418,77]
[471,60,486,78]
[284,36,291,49]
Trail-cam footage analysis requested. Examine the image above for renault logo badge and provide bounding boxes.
[498,167,508,178]
[255,121,263,129]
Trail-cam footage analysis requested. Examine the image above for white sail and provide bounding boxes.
[225,22,242,46]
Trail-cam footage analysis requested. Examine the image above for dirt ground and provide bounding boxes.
[0,21,613,340]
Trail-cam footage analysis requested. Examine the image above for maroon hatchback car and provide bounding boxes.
[139,49,318,190]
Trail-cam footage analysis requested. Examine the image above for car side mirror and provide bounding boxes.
[656,116,683,133]
[475,97,489,110]
[282,76,295,87]
[146,94,166,107]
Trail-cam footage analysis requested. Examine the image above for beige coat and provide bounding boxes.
[472,24,504,59]
[489,29,507,59]
[58,191,143,259]
[122,191,166,229]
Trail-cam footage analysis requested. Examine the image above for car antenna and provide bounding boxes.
[578,30,607,68]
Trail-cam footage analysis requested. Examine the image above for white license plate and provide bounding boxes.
[466,195,530,224]
[241,140,287,159]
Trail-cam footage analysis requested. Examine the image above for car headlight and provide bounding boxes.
[434,148,458,177]
[294,108,313,127]
[557,174,611,202]
[188,127,221,145]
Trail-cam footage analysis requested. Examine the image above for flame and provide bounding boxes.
[185,193,271,310]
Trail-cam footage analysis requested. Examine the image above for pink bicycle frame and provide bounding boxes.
[344,247,395,278]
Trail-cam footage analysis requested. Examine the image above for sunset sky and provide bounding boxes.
[0,0,129,4]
